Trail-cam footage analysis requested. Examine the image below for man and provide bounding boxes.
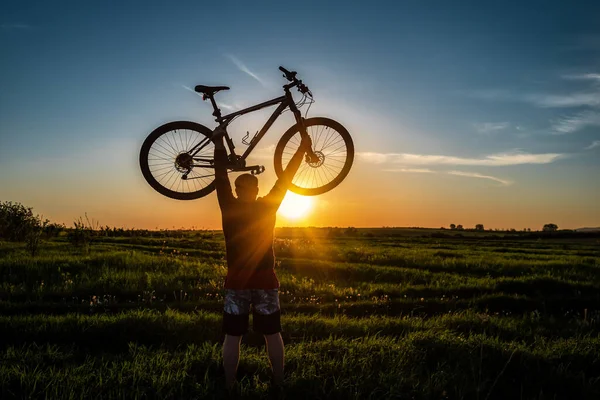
[211,129,311,390]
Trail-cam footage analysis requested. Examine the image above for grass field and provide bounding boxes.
[1,227,599,399]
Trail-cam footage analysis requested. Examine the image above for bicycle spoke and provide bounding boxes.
[278,122,352,191]
[319,129,336,152]
[163,133,178,155]
[151,144,175,160]
[320,137,344,152]
[326,143,348,155]
[178,130,185,152]
[145,126,218,194]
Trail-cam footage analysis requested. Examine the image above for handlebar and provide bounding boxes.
[279,66,297,81]
[279,66,311,96]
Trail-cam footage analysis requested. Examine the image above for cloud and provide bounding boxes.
[585,140,600,150]
[527,93,600,108]
[357,150,565,166]
[552,110,600,134]
[447,171,512,186]
[383,168,512,186]
[467,89,600,108]
[473,122,510,135]
[382,168,435,173]
[218,102,235,111]
[468,72,600,109]
[563,73,600,83]
[226,54,266,86]
[1,23,32,30]
[182,84,200,96]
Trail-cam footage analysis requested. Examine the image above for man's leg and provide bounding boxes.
[264,332,284,384]
[222,289,251,389]
[223,334,243,389]
[251,289,283,384]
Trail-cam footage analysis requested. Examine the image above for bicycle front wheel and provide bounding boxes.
[139,121,216,200]
[274,117,354,196]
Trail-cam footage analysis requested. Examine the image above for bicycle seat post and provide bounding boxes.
[208,95,223,123]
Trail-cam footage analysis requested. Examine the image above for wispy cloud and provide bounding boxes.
[226,54,265,86]
[473,122,510,135]
[182,85,200,96]
[563,73,600,83]
[552,110,600,134]
[357,150,565,166]
[217,102,234,111]
[585,140,600,150]
[468,72,600,109]
[447,171,512,186]
[527,93,600,108]
[1,23,32,30]
[384,168,512,185]
[382,168,435,173]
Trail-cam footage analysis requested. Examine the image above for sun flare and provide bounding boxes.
[277,192,314,220]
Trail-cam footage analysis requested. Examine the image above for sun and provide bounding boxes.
[277,192,314,219]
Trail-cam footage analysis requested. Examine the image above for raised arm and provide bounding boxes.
[213,134,235,210]
[263,135,312,208]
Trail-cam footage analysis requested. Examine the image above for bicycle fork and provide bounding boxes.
[289,103,319,164]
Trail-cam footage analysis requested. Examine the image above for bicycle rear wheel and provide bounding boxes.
[274,117,354,196]
[139,121,216,200]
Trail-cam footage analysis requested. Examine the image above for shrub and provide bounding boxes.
[0,201,51,256]
[0,201,41,241]
[67,214,99,254]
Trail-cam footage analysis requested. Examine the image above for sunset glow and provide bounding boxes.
[0,1,598,230]
[277,192,314,220]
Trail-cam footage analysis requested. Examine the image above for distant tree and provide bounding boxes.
[475,224,484,231]
[450,224,456,230]
[527,228,531,232]
[456,224,464,230]
[0,201,40,241]
[543,223,558,232]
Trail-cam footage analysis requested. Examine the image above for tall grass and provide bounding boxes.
[0,229,599,398]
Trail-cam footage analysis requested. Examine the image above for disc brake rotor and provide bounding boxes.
[307,151,325,168]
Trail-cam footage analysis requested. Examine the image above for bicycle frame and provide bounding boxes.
[187,86,305,170]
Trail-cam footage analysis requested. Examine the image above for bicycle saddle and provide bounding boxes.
[194,85,230,96]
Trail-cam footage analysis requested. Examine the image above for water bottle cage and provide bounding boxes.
[242,131,257,146]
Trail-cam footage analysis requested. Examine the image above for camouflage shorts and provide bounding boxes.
[224,289,280,315]
[223,289,281,335]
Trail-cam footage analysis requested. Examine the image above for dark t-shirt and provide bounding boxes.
[214,149,286,289]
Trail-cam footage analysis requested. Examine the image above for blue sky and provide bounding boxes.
[1,0,599,229]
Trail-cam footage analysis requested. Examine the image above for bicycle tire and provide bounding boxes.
[273,117,354,196]
[139,121,217,200]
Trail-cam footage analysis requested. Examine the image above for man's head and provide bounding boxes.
[235,174,259,201]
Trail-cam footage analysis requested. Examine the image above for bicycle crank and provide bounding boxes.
[231,164,266,175]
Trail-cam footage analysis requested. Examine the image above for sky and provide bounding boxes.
[1,0,599,230]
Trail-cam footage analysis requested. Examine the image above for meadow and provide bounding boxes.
[0,227,599,399]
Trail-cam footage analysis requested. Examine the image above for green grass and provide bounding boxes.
[0,228,599,399]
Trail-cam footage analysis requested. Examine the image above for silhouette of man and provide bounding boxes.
[211,129,311,390]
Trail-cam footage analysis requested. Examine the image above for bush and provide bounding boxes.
[0,201,41,241]
[67,214,99,254]
[0,201,50,256]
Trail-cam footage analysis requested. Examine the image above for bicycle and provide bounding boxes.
[139,66,354,200]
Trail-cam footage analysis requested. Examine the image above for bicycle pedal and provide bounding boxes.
[251,166,265,175]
